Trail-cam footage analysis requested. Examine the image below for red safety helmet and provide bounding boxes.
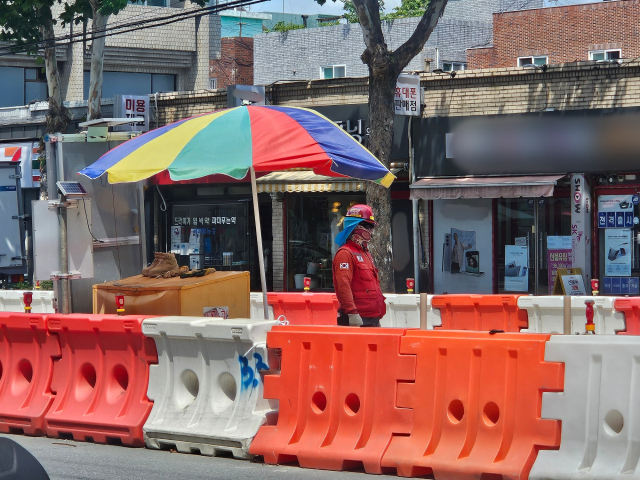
[345,204,377,225]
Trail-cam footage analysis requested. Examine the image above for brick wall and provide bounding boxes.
[156,60,640,122]
[210,37,254,89]
[468,0,640,69]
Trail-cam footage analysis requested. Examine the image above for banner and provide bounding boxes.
[547,236,572,294]
[604,228,632,276]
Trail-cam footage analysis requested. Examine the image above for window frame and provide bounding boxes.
[589,49,621,61]
[320,65,347,80]
[209,78,217,90]
[442,61,467,72]
[517,55,549,67]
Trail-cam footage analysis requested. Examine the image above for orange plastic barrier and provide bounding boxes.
[432,295,528,332]
[268,292,338,325]
[0,313,60,435]
[249,326,414,473]
[381,330,563,479]
[44,314,157,446]
[614,298,640,335]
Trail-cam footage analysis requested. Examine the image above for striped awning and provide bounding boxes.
[256,170,366,193]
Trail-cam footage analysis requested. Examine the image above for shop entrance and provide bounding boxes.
[496,197,571,295]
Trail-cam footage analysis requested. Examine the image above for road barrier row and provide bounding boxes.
[250,292,640,335]
[249,292,439,328]
[4,306,640,479]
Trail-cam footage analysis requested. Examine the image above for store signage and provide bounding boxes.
[598,194,635,228]
[334,119,368,145]
[394,74,421,116]
[114,94,149,132]
[602,277,640,295]
[570,174,591,285]
[174,217,237,226]
[561,274,587,296]
[547,236,572,294]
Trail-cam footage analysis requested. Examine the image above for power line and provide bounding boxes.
[0,0,267,57]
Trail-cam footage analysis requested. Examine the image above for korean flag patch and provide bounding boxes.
[339,263,349,270]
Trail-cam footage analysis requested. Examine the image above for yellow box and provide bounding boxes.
[93,271,250,318]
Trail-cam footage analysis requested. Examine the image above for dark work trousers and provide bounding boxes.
[337,311,381,327]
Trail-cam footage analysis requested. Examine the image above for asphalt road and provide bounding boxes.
[1,434,402,480]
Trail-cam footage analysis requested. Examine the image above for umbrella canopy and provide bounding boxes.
[80,105,395,186]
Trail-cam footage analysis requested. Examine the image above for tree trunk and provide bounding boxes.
[365,51,397,293]
[40,8,70,200]
[88,5,107,120]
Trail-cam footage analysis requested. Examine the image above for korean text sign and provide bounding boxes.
[394,74,420,116]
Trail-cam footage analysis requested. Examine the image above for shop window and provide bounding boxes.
[321,65,346,79]
[287,194,365,291]
[496,197,571,295]
[597,193,640,295]
[518,56,548,67]
[589,49,621,61]
[171,203,249,270]
[442,62,466,71]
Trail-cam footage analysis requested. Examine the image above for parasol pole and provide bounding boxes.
[250,166,269,320]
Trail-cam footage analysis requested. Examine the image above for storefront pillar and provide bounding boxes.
[571,173,593,286]
[270,193,285,292]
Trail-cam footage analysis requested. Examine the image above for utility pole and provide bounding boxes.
[236,21,247,37]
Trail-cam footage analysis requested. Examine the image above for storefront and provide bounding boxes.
[412,107,640,296]
[147,172,272,292]
[594,185,640,296]
[412,176,570,294]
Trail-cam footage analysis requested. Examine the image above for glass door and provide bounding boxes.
[497,197,570,295]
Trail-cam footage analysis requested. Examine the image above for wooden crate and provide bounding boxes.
[93,271,250,318]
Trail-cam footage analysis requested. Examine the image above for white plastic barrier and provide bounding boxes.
[380,294,441,329]
[142,317,277,459]
[249,292,275,320]
[519,296,625,334]
[0,290,55,313]
[530,335,640,479]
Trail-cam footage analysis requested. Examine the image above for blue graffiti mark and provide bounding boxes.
[239,355,259,390]
[253,352,269,371]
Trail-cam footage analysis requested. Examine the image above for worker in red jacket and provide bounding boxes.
[332,204,386,327]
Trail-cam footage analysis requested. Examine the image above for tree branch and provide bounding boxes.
[352,0,386,60]
[393,0,449,72]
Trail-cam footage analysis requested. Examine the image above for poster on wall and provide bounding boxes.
[547,236,572,294]
[604,228,632,276]
[433,199,493,294]
[450,228,477,273]
[504,245,529,292]
[598,194,636,229]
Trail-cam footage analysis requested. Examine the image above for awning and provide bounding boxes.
[410,175,564,200]
[256,171,366,193]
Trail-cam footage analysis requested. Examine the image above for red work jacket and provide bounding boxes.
[332,240,386,318]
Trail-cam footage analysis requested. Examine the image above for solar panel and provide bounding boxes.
[57,181,88,197]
